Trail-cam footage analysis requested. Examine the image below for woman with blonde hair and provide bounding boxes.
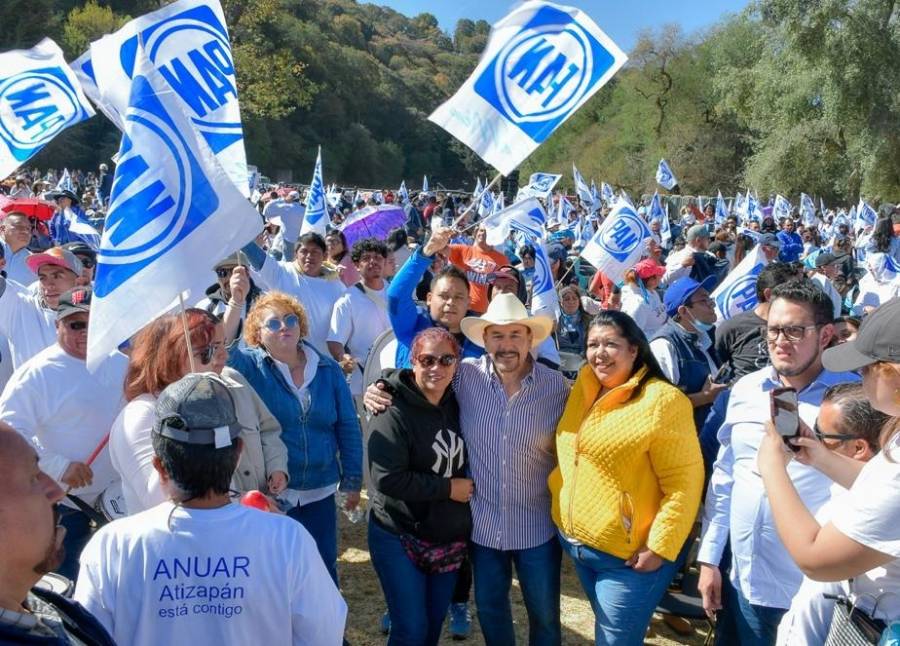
[228,290,363,584]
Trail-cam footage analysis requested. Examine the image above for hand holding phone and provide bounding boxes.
[770,387,800,452]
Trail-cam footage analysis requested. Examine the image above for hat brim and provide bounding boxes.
[667,275,718,317]
[822,339,876,373]
[460,315,554,349]
[25,254,76,276]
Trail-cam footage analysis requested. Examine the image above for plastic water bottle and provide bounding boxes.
[336,491,365,524]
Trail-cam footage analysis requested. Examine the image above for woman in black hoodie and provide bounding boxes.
[367,327,473,646]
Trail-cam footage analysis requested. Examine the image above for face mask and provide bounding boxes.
[687,308,715,333]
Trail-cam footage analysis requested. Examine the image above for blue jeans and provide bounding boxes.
[560,534,678,646]
[56,505,93,581]
[287,493,338,585]
[470,539,561,646]
[368,518,459,646]
[715,576,786,646]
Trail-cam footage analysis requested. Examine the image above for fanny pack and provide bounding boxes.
[399,534,467,575]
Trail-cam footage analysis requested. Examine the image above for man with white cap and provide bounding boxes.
[0,286,127,580]
[367,293,570,645]
[74,373,346,646]
[0,246,83,371]
[262,189,305,258]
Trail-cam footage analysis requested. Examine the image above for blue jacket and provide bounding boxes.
[777,230,804,263]
[387,246,483,368]
[227,342,363,492]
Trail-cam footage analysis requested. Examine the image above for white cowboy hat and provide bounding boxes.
[460,293,554,349]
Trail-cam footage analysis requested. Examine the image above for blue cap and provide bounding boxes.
[664,275,717,318]
[546,243,568,264]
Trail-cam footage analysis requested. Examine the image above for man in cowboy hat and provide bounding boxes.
[366,293,570,644]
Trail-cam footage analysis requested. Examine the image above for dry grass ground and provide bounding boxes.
[336,502,710,645]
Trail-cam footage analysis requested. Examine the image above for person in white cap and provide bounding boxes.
[366,293,570,645]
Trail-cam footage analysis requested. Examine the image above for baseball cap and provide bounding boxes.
[758,233,782,249]
[56,286,92,320]
[153,373,242,448]
[633,258,665,280]
[686,224,709,242]
[664,276,717,318]
[26,247,84,276]
[214,252,245,270]
[708,241,727,255]
[546,243,568,264]
[489,266,520,285]
[823,298,900,372]
[814,251,838,268]
[62,241,97,261]
[288,190,300,200]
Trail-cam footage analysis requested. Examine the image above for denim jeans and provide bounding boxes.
[715,576,787,646]
[559,534,678,646]
[57,505,93,581]
[368,518,459,646]
[470,539,562,646]
[287,493,338,585]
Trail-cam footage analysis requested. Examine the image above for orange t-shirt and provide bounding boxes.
[448,244,509,314]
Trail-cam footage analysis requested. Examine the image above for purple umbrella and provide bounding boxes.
[339,204,406,248]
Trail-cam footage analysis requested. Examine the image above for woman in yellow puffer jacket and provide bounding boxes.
[548,310,704,645]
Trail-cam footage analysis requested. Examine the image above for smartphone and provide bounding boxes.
[770,387,800,450]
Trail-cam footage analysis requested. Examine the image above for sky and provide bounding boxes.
[362,0,750,51]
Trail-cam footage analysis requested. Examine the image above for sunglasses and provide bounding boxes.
[264,314,299,332]
[65,320,88,331]
[415,353,458,368]
[196,342,224,365]
[215,266,236,278]
[78,257,96,269]
[813,420,856,447]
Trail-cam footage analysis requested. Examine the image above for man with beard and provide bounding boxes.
[0,429,115,645]
[697,279,860,645]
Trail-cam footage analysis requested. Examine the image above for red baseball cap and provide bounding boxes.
[633,259,665,280]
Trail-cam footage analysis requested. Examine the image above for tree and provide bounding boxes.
[61,1,130,59]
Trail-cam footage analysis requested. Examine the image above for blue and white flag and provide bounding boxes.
[580,201,652,283]
[732,192,745,223]
[71,49,124,129]
[655,159,678,191]
[87,50,260,369]
[473,177,483,199]
[800,193,816,226]
[743,190,761,222]
[715,190,729,227]
[0,38,95,179]
[737,226,763,243]
[573,164,593,206]
[589,180,601,212]
[89,0,249,196]
[773,194,792,221]
[531,238,560,317]
[301,146,328,236]
[428,2,626,175]
[478,188,495,217]
[601,181,614,204]
[556,192,575,223]
[492,192,505,215]
[711,245,767,322]
[398,180,409,204]
[519,172,562,200]
[834,210,851,229]
[856,198,877,230]
[422,175,429,194]
[648,191,671,249]
[480,197,547,245]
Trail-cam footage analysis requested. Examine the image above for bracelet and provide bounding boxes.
[226,300,242,309]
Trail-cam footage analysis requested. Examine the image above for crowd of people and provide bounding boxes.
[0,166,899,646]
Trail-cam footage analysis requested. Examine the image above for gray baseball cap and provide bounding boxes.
[823,298,900,372]
[153,374,242,448]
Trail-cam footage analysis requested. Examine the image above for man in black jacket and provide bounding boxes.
[0,428,115,645]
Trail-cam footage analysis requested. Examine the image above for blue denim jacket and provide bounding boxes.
[227,342,363,492]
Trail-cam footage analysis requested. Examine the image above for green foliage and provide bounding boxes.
[61,1,130,59]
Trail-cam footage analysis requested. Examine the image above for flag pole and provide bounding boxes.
[451,171,503,229]
[178,292,197,373]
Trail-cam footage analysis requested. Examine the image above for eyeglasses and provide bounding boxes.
[197,341,224,365]
[78,257,96,269]
[813,420,856,447]
[415,353,458,368]
[215,266,236,278]
[688,296,714,307]
[65,320,88,331]
[263,314,299,332]
[762,324,819,342]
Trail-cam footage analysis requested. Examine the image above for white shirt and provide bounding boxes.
[251,260,346,354]
[811,273,842,318]
[620,283,667,337]
[0,344,128,505]
[650,328,717,384]
[831,434,900,622]
[74,502,347,646]
[698,366,860,609]
[0,276,57,369]
[263,199,305,229]
[326,284,390,395]
[109,394,166,515]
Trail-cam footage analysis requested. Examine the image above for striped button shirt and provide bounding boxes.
[453,356,570,551]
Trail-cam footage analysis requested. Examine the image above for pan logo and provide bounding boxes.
[716,266,764,318]
[95,75,217,297]
[599,211,648,262]
[474,5,616,143]
[120,5,241,154]
[0,69,83,159]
